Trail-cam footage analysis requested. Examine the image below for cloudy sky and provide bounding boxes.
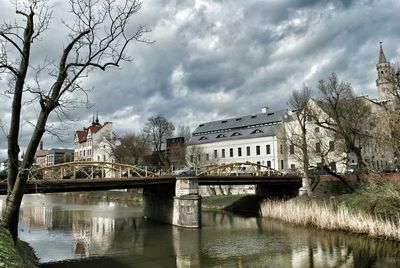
[0,0,400,159]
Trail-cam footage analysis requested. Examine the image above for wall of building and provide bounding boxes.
[187,135,288,172]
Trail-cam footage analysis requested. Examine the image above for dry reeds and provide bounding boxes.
[261,199,400,241]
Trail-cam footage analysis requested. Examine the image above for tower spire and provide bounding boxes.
[379,42,387,63]
[95,108,99,124]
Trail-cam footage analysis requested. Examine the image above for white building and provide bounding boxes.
[187,108,289,172]
[286,45,396,174]
[74,116,116,162]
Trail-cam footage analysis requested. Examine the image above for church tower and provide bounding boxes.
[376,43,395,102]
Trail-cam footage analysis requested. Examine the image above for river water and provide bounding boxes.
[0,191,399,267]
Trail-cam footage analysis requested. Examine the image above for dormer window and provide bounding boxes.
[216,134,226,138]
[199,136,208,141]
[199,124,204,127]
[251,129,263,134]
[251,115,257,118]
[221,120,227,123]
[236,118,242,121]
[231,132,241,137]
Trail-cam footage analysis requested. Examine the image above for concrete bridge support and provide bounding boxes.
[142,177,202,228]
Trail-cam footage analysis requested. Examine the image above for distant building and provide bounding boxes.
[74,115,116,162]
[167,137,186,167]
[187,108,288,172]
[34,142,74,167]
[374,43,399,110]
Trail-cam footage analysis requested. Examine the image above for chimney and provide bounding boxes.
[261,107,269,113]
[40,141,43,150]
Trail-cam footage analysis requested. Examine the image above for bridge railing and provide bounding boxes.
[27,161,159,180]
[198,162,284,177]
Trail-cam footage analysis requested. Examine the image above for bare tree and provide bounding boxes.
[112,132,150,165]
[143,115,175,167]
[0,0,150,242]
[286,85,313,196]
[176,125,191,142]
[313,73,374,176]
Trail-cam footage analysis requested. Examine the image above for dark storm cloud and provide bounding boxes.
[0,0,399,159]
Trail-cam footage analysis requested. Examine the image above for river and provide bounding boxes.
[1,191,399,267]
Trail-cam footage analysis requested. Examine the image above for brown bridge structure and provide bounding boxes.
[0,161,302,228]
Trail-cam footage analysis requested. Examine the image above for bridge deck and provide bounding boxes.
[0,175,301,195]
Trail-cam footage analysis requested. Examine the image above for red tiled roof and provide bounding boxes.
[76,130,87,143]
[75,123,104,143]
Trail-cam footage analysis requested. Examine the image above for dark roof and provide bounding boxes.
[188,109,287,145]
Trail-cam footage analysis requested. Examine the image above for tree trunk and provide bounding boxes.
[301,126,312,196]
[2,110,48,242]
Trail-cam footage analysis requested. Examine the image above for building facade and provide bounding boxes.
[187,108,289,172]
[74,117,116,162]
[286,45,396,174]
[34,142,74,167]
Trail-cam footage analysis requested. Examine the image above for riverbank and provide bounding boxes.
[261,179,400,241]
[0,226,38,267]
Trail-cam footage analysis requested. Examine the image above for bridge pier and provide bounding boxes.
[173,178,201,228]
[142,177,201,228]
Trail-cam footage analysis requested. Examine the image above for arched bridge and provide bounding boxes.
[0,161,302,229]
[23,161,286,180]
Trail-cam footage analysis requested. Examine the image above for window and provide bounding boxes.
[251,129,263,134]
[206,154,209,161]
[222,149,226,158]
[214,150,218,159]
[199,136,208,140]
[289,144,294,155]
[230,148,234,157]
[267,161,271,168]
[231,132,241,137]
[246,146,250,156]
[216,134,226,139]
[281,160,284,169]
[315,127,320,133]
[256,146,260,155]
[290,164,295,170]
[316,142,321,153]
[266,145,271,155]
[330,162,336,172]
[280,144,283,154]
[257,161,261,170]
[329,141,335,151]
[238,147,242,157]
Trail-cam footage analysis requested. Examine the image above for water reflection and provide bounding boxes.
[1,193,398,267]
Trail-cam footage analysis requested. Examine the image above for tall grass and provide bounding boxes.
[261,198,400,241]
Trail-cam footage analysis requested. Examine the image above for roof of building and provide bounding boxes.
[75,122,104,143]
[188,109,287,145]
[379,42,387,64]
[35,150,49,158]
